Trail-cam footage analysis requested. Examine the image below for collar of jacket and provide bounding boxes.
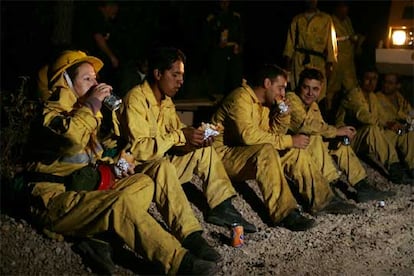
[141,80,175,109]
[241,83,261,105]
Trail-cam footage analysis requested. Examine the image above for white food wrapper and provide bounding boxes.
[114,158,130,178]
[201,122,222,140]
[204,128,220,140]
[278,101,289,114]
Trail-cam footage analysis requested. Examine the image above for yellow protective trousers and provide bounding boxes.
[351,125,400,171]
[29,174,187,275]
[280,147,334,213]
[214,143,298,223]
[329,143,367,186]
[384,129,414,170]
[137,146,237,213]
[307,135,341,184]
[326,57,358,111]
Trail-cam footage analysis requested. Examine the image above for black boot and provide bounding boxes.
[73,238,116,275]
[276,209,315,231]
[182,231,222,262]
[388,162,412,184]
[205,198,257,233]
[319,196,360,215]
[354,179,395,203]
[177,252,218,276]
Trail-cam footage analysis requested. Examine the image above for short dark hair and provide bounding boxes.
[358,64,378,80]
[146,47,186,84]
[248,64,287,87]
[297,68,324,89]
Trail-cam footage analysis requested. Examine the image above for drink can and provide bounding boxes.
[231,223,244,247]
[103,93,122,111]
[342,136,351,145]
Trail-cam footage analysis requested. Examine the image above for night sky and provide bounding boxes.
[1,0,391,92]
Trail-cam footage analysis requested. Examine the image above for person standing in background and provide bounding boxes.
[283,0,337,116]
[74,1,120,89]
[203,0,244,97]
[326,1,360,120]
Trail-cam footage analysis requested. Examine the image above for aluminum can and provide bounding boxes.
[342,136,351,145]
[231,223,244,247]
[103,93,122,111]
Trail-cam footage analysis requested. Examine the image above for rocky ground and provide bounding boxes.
[1,162,413,276]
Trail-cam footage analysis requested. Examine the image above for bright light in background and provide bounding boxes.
[392,30,407,45]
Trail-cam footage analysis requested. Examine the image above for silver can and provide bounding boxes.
[103,93,122,111]
[342,136,351,145]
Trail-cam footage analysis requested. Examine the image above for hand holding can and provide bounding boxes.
[103,93,122,111]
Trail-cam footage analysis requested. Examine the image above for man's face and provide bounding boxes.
[263,76,287,107]
[298,78,322,106]
[157,60,185,98]
[361,72,378,93]
[382,74,398,95]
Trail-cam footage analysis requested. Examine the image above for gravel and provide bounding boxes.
[1,162,413,275]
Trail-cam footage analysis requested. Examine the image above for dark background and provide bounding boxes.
[1,0,391,95]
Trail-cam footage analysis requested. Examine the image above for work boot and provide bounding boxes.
[319,196,360,215]
[388,162,412,184]
[205,198,257,233]
[353,179,395,203]
[276,209,315,231]
[177,252,218,276]
[182,231,222,262]
[73,238,116,275]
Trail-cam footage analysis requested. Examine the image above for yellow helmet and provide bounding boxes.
[49,50,103,83]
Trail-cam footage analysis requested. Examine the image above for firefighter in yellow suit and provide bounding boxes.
[211,64,360,228]
[377,73,413,179]
[283,0,337,104]
[326,1,359,114]
[287,68,392,202]
[26,50,219,275]
[376,73,414,178]
[116,47,256,233]
[336,68,411,184]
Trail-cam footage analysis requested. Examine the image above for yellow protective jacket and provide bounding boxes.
[283,10,337,63]
[327,14,358,104]
[286,92,337,138]
[332,15,355,61]
[376,91,413,125]
[211,84,293,149]
[117,81,187,164]
[283,10,337,95]
[336,87,381,127]
[31,76,108,176]
[211,84,335,213]
[286,91,367,185]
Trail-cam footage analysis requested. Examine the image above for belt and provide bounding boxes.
[294,47,326,65]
